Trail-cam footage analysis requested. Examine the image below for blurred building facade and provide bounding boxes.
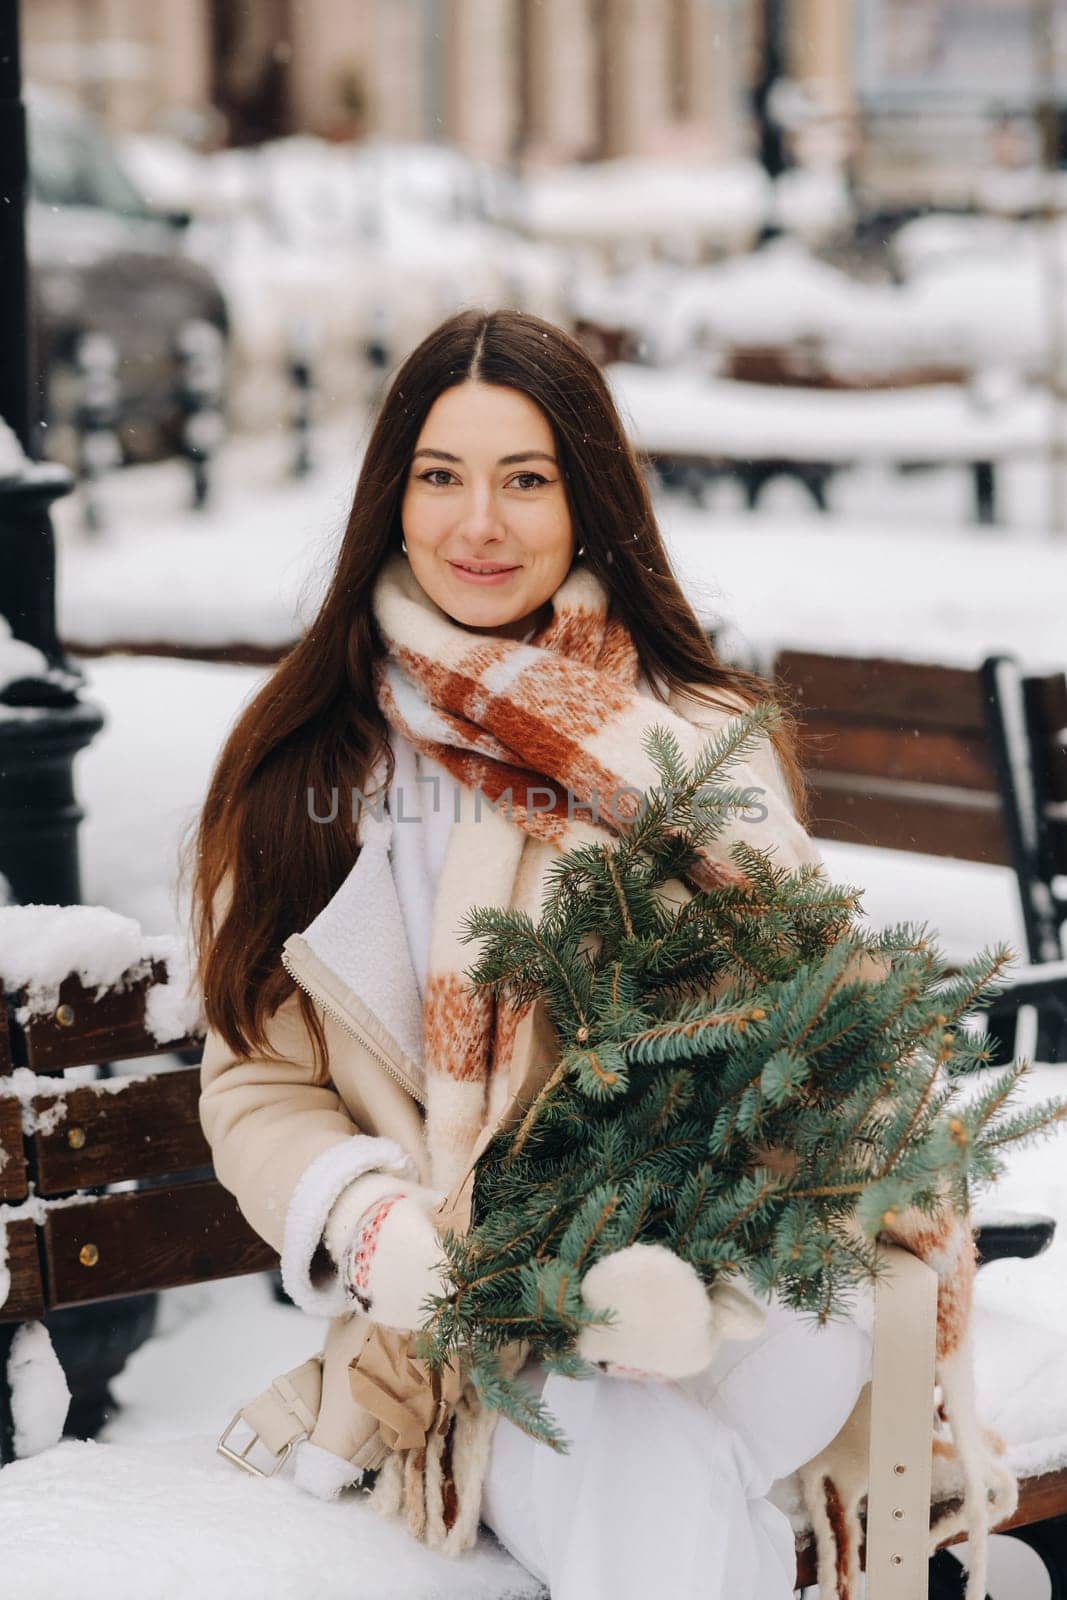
[20,0,855,167]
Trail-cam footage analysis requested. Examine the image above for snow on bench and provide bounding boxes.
[0,1435,546,1600]
[606,361,1056,467]
[0,902,200,1040]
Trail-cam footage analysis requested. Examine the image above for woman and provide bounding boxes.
[190,307,873,1599]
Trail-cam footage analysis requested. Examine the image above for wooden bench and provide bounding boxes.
[771,647,1067,1064]
[1,923,1066,1593]
[0,955,275,1461]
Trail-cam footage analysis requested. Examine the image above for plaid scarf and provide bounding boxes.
[370,551,748,1197]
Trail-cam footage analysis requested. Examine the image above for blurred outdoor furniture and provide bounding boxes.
[724,341,970,392]
[59,638,289,667]
[608,361,1061,524]
[572,317,642,368]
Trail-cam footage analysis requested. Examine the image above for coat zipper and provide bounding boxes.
[280,944,427,1109]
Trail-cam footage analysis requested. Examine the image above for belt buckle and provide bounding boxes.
[217,1410,304,1478]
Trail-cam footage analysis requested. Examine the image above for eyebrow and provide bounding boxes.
[412,448,558,466]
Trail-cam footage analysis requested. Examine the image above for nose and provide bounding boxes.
[456,477,507,542]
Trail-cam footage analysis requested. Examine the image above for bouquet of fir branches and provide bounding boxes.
[411,707,1066,1447]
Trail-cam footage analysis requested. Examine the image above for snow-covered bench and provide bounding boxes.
[773,647,1067,1064]
[0,905,276,1462]
[607,360,1062,523]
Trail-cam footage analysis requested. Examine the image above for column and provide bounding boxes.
[442,0,520,164]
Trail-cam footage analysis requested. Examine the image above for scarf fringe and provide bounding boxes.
[796,1347,1018,1600]
[365,1343,531,1557]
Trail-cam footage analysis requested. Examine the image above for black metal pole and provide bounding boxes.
[0,0,71,666]
[0,0,31,455]
[0,0,105,906]
[753,0,789,181]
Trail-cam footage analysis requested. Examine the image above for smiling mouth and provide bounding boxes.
[449,561,519,574]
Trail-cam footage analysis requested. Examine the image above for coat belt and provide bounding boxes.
[346,1322,465,1453]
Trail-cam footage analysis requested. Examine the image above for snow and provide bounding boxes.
[0,1279,543,1600]
[964,1063,1067,1477]
[2,1065,141,1139]
[607,361,1056,464]
[577,230,1067,385]
[657,499,1067,676]
[0,1435,546,1599]
[54,418,355,653]
[71,653,264,938]
[7,1322,71,1458]
[8,1064,71,1136]
[0,614,50,694]
[524,156,772,252]
[0,415,27,477]
[0,903,197,1040]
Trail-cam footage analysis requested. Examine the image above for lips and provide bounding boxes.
[449,561,518,574]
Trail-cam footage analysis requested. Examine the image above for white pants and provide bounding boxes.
[480,1289,873,1600]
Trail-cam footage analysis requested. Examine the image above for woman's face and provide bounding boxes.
[400,380,576,640]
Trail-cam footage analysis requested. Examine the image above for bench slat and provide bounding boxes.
[0,1218,45,1322]
[797,716,999,792]
[14,966,199,1075]
[41,1180,277,1308]
[30,1068,210,1195]
[775,650,991,733]
[0,1095,27,1202]
[806,779,1011,864]
[974,1464,1067,1539]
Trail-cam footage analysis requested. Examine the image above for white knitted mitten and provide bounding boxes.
[323,1170,452,1331]
[576,1242,767,1380]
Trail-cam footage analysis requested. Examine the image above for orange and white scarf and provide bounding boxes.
[370,551,750,1195]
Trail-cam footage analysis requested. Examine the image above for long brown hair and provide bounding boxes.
[184,307,809,1076]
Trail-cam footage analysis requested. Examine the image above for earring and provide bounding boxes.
[401,539,408,554]
[575,544,586,557]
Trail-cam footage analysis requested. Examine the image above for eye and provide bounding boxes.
[418,468,455,487]
[511,472,549,490]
